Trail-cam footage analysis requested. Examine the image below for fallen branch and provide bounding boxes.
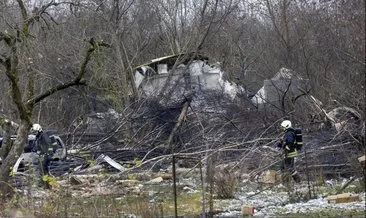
[165,98,192,151]
[336,176,356,194]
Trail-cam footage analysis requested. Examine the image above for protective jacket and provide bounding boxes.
[35,131,54,156]
[280,127,297,158]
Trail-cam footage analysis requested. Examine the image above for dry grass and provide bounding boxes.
[0,188,204,217]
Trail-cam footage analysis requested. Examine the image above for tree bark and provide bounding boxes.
[0,37,107,200]
[0,119,13,161]
[0,121,30,198]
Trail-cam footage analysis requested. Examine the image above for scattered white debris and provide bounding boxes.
[217,182,365,217]
[146,177,164,184]
[96,154,125,172]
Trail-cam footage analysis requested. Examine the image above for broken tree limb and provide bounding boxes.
[165,98,192,151]
[336,176,356,194]
[306,92,335,126]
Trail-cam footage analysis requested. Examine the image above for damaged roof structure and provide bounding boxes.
[250,67,320,121]
[133,53,244,102]
[251,68,364,138]
[249,67,364,176]
[251,68,309,107]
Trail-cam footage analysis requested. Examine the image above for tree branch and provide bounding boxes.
[197,0,219,51]
[29,80,87,105]
[15,0,28,21]
[26,40,110,105]
[166,98,192,151]
[24,1,59,27]
[19,1,77,35]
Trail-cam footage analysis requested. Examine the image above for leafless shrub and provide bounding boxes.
[214,167,238,199]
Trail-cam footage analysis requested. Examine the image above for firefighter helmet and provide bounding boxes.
[280,120,292,129]
[31,123,42,132]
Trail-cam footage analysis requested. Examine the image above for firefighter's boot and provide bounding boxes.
[292,171,301,183]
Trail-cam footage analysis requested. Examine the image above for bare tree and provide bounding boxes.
[0,0,109,198]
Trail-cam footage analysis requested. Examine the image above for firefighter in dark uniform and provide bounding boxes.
[31,123,56,187]
[276,120,301,183]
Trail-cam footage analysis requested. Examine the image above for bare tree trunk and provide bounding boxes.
[114,34,130,107]
[0,121,30,198]
[0,120,12,161]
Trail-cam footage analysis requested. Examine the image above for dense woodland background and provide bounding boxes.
[0,0,364,130]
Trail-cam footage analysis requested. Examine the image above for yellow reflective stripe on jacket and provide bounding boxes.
[286,150,297,158]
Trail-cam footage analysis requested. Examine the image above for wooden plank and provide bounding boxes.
[156,173,173,180]
[327,193,360,204]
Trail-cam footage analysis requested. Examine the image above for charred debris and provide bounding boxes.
[15,54,365,182]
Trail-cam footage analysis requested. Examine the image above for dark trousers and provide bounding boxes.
[40,156,50,176]
[281,157,295,171]
[281,157,300,183]
[35,155,51,188]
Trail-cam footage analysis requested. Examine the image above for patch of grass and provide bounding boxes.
[94,189,204,217]
[157,191,203,215]
[15,186,205,217]
[343,182,365,194]
[318,180,365,197]
[319,185,342,196]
